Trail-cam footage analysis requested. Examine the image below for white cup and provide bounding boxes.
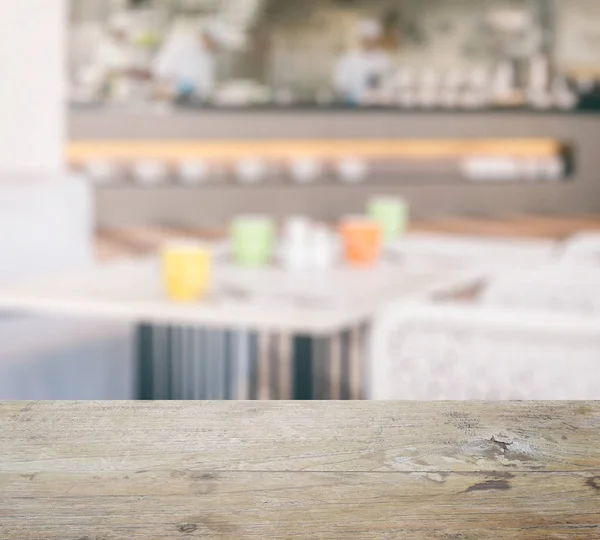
[283,216,312,243]
[311,227,338,269]
[281,240,311,271]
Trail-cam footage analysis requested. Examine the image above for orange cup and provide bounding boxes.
[340,217,383,267]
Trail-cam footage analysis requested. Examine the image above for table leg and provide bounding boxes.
[350,324,369,400]
[248,332,259,400]
[137,324,217,400]
[293,336,313,400]
[137,324,153,400]
[191,328,203,400]
[329,335,341,400]
[340,329,352,400]
[258,332,271,400]
[234,330,250,400]
[313,337,331,400]
[170,326,181,400]
[224,331,234,400]
[278,334,293,400]
[289,332,360,400]
[137,324,367,401]
[136,324,173,400]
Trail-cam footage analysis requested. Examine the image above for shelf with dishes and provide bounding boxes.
[68,139,573,186]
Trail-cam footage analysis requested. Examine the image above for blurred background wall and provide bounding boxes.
[65,0,600,228]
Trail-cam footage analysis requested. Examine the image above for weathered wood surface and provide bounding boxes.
[1,402,599,539]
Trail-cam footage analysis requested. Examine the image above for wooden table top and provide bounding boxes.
[1,402,599,539]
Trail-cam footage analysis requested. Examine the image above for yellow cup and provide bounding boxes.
[162,243,212,302]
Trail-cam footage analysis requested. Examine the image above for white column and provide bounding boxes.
[0,1,94,277]
[0,0,66,174]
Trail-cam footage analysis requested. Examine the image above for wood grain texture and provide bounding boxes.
[1,402,599,539]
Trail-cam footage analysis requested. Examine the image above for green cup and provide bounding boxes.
[230,215,276,267]
[368,196,409,242]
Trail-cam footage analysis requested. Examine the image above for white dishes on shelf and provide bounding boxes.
[461,156,520,182]
[84,160,120,185]
[521,158,562,182]
[528,91,553,110]
[132,160,168,186]
[491,62,516,98]
[539,157,565,181]
[336,157,368,184]
[554,91,578,111]
[529,55,550,92]
[290,157,322,184]
[178,160,209,185]
[527,75,578,111]
[236,158,267,185]
[520,158,542,182]
[391,65,497,110]
[461,156,565,183]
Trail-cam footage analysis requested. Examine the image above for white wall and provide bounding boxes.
[0,0,66,174]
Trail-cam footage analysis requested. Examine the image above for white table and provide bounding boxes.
[388,233,558,268]
[0,252,483,400]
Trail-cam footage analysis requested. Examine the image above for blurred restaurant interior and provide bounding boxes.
[1,0,600,400]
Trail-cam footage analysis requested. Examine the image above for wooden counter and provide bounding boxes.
[69,109,600,226]
[67,138,561,165]
[1,401,599,539]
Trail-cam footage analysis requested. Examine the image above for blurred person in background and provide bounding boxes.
[153,19,243,104]
[89,12,149,101]
[333,18,392,106]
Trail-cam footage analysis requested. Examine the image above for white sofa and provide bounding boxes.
[560,232,600,265]
[369,302,600,400]
[0,175,135,399]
